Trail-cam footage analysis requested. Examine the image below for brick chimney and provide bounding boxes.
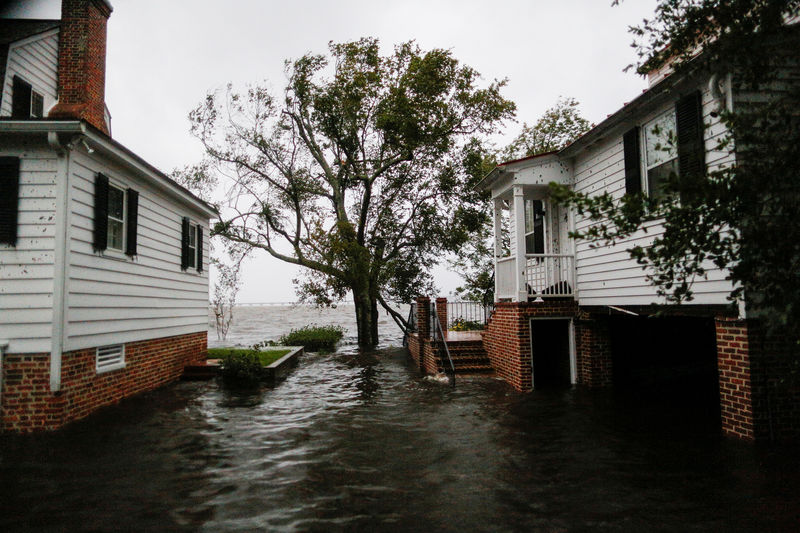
[48,0,113,135]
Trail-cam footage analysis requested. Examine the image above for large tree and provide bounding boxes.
[451,97,592,304]
[551,1,800,339]
[186,38,514,346]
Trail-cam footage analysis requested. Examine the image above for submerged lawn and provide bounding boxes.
[207,348,292,366]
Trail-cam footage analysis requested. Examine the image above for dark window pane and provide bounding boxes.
[31,92,44,118]
[108,219,123,250]
[108,186,124,219]
[647,159,678,201]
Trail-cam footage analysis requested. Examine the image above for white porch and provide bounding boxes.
[479,153,576,302]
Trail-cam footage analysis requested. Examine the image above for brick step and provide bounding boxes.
[449,357,492,367]
[181,360,220,380]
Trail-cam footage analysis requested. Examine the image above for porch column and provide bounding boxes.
[513,185,527,302]
[493,198,503,303]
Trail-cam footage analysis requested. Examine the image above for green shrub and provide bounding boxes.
[212,348,293,386]
[450,318,485,331]
[278,324,345,353]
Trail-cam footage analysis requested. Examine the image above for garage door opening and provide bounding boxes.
[610,315,720,419]
[530,318,574,389]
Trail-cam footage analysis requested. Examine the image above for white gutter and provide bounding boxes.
[0,121,217,218]
[48,131,76,393]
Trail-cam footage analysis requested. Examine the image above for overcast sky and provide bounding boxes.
[3,0,659,303]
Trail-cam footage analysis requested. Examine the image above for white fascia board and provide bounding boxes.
[81,130,217,218]
[0,121,217,218]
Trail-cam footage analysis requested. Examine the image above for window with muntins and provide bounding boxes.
[642,110,678,200]
[107,184,125,251]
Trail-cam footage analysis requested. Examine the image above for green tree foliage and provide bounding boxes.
[502,97,592,160]
[552,1,800,339]
[452,98,592,303]
[187,38,515,346]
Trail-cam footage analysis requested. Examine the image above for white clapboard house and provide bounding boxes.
[0,0,216,432]
[476,27,799,441]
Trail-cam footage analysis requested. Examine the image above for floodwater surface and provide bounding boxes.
[1,305,798,531]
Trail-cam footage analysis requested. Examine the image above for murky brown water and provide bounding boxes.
[1,306,799,531]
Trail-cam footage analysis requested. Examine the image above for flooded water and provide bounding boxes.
[1,306,799,531]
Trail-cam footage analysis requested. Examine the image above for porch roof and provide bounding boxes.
[474,151,560,193]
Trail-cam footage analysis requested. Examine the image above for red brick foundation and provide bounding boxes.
[715,317,800,440]
[482,300,588,391]
[575,315,613,387]
[1,331,206,432]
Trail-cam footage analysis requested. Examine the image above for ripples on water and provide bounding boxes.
[1,305,799,531]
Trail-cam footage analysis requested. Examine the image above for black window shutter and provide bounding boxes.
[181,217,190,270]
[11,76,32,119]
[93,173,109,251]
[196,225,203,272]
[125,188,139,256]
[676,91,705,182]
[0,157,21,245]
[623,127,642,195]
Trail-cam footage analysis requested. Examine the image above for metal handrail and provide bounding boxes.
[446,301,494,330]
[402,303,417,347]
[432,310,456,387]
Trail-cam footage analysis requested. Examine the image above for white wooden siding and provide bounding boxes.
[0,141,57,353]
[572,77,736,307]
[65,147,210,351]
[0,29,59,117]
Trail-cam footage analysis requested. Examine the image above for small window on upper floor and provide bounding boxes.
[642,110,678,200]
[11,76,44,119]
[623,91,705,201]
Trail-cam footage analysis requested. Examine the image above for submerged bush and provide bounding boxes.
[219,350,264,386]
[214,348,292,386]
[278,324,345,353]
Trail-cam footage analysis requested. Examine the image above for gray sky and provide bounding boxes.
[4,0,658,303]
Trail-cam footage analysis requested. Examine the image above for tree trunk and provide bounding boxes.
[353,288,379,347]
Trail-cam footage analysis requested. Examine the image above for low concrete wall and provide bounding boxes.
[264,346,304,384]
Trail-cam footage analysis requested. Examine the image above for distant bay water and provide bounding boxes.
[207,303,410,350]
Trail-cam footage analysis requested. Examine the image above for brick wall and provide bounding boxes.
[482,300,583,391]
[1,331,206,432]
[575,314,613,387]
[715,317,754,439]
[716,317,800,441]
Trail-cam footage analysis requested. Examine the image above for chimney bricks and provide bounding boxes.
[48,0,113,135]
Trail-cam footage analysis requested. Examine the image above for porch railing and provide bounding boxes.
[496,256,516,299]
[446,301,494,330]
[524,254,574,297]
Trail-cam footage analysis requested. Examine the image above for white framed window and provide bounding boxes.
[187,223,197,269]
[96,344,125,373]
[30,91,44,118]
[11,75,44,119]
[642,110,678,200]
[107,183,126,251]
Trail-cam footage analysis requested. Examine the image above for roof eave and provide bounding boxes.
[0,120,218,218]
